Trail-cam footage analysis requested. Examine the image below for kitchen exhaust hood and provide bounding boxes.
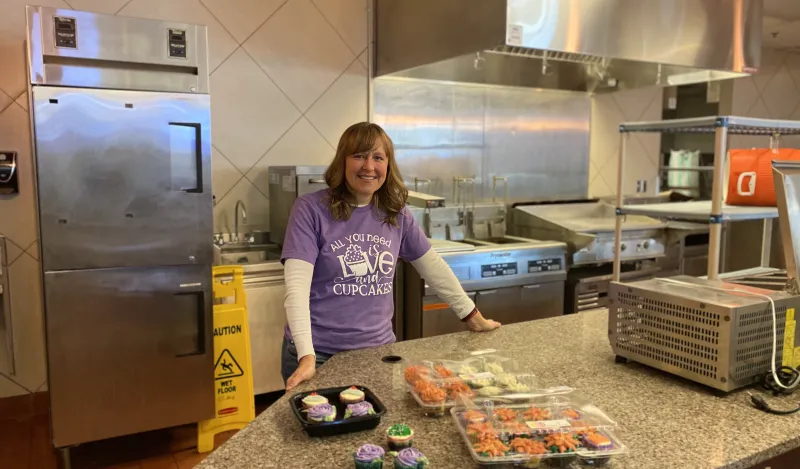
[374,0,762,93]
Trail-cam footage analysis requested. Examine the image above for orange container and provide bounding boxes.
[726,148,800,207]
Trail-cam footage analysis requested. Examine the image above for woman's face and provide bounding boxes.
[345,143,388,204]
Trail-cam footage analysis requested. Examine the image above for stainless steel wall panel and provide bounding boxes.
[374,77,590,203]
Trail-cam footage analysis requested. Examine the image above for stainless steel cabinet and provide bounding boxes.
[45,265,213,447]
[242,263,288,394]
[420,293,474,337]
[476,283,564,325]
[519,282,564,321]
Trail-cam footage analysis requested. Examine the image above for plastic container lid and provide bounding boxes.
[450,389,629,465]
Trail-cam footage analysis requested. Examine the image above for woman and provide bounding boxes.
[281,122,501,390]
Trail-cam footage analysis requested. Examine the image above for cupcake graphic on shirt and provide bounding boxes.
[344,244,369,276]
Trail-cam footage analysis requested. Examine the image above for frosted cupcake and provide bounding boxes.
[344,245,368,276]
[340,386,366,405]
[345,401,376,419]
[354,443,385,469]
[387,423,414,450]
[301,392,328,409]
[306,403,336,423]
[394,447,428,469]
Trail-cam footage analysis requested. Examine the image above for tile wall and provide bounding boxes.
[588,86,665,198]
[0,0,368,398]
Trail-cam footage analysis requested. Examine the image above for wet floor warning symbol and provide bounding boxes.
[198,266,255,453]
[214,349,243,380]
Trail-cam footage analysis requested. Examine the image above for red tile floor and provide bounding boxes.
[0,391,281,469]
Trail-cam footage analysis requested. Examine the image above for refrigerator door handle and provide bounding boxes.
[169,122,203,194]
[173,289,206,357]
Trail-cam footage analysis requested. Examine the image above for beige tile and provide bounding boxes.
[305,59,368,147]
[213,177,269,234]
[67,0,130,14]
[312,0,368,54]
[731,76,759,115]
[748,98,771,119]
[2,238,23,265]
[24,240,38,261]
[0,104,38,249]
[358,48,368,68]
[201,0,286,44]
[0,0,71,98]
[244,0,354,112]
[611,86,660,122]
[761,65,800,119]
[118,0,238,71]
[0,92,11,113]
[211,146,242,202]
[6,254,47,393]
[752,48,787,93]
[624,135,657,196]
[246,117,334,193]
[13,91,27,112]
[0,373,29,398]
[209,48,300,173]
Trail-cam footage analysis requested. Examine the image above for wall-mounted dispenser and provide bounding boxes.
[0,151,18,195]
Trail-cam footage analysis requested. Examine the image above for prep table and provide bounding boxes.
[195,310,800,469]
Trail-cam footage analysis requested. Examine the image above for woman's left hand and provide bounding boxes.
[466,310,501,332]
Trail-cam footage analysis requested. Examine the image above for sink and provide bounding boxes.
[217,243,280,265]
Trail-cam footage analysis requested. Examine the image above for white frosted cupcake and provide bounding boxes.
[340,386,366,405]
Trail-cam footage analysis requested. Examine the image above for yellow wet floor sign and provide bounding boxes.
[197,266,255,453]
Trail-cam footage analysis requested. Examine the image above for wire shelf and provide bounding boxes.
[619,116,800,135]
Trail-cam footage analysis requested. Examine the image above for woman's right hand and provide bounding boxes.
[286,354,316,391]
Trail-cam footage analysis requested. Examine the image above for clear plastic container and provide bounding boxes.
[450,390,628,466]
[403,352,538,416]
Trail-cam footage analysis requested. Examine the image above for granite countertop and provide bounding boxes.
[196,310,800,469]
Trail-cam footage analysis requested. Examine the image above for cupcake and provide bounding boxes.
[581,431,613,450]
[354,443,385,469]
[394,447,428,469]
[340,386,366,405]
[387,424,414,450]
[345,401,376,419]
[344,245,368,276]
[544,433,580,453]
[301,392,328,409]
[306,403,336,423]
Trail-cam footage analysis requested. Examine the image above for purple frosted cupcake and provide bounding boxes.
[394,447,428,468]
[354,443,385,469]
[306,403,336,423]
[345,401,376,419]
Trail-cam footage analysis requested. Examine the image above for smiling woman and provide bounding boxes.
[278,122,502,391]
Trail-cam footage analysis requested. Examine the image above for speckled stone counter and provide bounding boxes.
[195,310,800,469]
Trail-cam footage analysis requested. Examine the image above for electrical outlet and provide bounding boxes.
[636,180,647,193]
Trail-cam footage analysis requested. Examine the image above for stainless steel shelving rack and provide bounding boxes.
[612,116,800,282]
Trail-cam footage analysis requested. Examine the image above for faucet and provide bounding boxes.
[234,200,247,243]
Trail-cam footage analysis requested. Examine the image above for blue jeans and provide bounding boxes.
[280,335,334,385]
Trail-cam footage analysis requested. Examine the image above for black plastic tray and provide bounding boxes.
[289,385,387,437]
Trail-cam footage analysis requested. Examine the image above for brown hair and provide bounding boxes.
[324,122,408,226]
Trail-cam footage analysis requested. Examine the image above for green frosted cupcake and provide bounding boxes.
[354,443,385,469]
[387,424,414,450]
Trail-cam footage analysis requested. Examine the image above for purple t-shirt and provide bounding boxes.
[281,189,431,354]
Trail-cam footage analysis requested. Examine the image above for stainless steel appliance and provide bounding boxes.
[510,200,668,266]
[0,237,12,375]
[27,6,214,450]
[374,0,759,92]
[509,200,668,314]
[403,239,567,339]
[268,166,328,245]
[608,159,800,393]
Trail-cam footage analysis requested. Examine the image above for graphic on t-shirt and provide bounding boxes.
[330,233,395,296]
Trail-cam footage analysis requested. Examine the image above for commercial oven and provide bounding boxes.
[267,166,328,245]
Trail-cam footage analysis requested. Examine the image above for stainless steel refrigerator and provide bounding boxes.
[26,6,214,450]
